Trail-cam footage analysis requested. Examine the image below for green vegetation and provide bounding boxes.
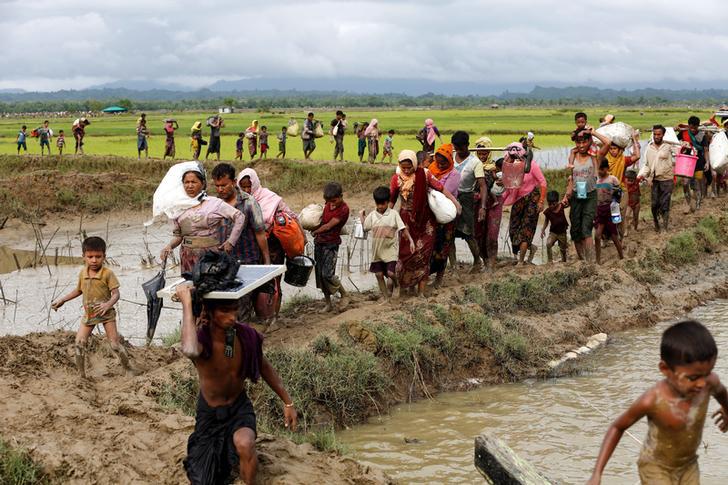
[0,438,50,485]
[625,248,664,284]
[664,215,728,267]
[156,371,199,416]
[161,327,181,347]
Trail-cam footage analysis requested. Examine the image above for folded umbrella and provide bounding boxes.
[142,260,166,345]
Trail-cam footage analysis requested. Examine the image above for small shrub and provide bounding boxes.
[0,438,50,485]
[157,370,199,416]
[664,232,698,266]
[161,327,181,347]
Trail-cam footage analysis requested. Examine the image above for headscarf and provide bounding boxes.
[474,136,494,170]
[237,168,282,226]
[364,118,378,137]
[397,150,417,201]
[147,161,207,225]
[191,121,202,133]
[425,118,437,145]
[247,120,259,133]
[181,166,208,200]
[429,143,454,180]
[504,142,526,163]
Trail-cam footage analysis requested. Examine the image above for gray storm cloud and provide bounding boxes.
[1,0,727,91]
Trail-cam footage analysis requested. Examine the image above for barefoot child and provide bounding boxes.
[51,237,131,378]
[594,158,624,265]
[360,186,414,301]
[588,320,728,484]
[276,126,287,159]
[175,283,297,485]
[540,190,569,263]
[235,132,244,160]
[311,182,349,312]
[259,125,269,159]
[56,129,66,156]
[624,169,641,235]
[382,129,394,163]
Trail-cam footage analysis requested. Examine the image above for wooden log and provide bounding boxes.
[474,433,553,485]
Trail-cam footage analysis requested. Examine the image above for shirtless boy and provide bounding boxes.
[176,284,297,484]
[587,320,728,484]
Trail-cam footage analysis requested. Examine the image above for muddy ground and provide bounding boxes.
[3,184,728,483]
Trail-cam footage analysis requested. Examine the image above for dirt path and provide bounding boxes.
[0,331,390,484]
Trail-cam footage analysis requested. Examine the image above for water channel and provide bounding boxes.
[338,300,728,485]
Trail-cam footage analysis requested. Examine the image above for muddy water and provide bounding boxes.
[338,301,728,485]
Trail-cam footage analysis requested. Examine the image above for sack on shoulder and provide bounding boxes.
[427,189,457,224]
[314,121,324,138]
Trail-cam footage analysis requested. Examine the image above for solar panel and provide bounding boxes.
[157,264,286,300]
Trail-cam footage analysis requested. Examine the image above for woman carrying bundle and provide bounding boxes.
[163,119,179,159]
[428,144,461,288]
[473,137,504,270]
[502,142,547,265]
[365,119,380,163]
[417,118,441,154]
[160,165,244,273]
[390,150,459,297]
[246,120,259,160]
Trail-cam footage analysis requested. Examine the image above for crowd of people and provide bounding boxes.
[34,106,728,484]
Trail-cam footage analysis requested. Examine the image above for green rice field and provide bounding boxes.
[0,107,704,161]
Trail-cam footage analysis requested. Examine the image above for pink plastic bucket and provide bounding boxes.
[502,160,525,189]
[675,153,697,178]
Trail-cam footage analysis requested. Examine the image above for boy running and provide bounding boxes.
[175,283,297,485]
[588,320,728,485]
[360,186,414,301]
[51,237,131,378]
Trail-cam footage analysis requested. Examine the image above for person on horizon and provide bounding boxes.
[594,158,624,265]
[163,119,179,159]
[246,120,258,160]
[38,120,52,156]
[276,126,287,159]
[51,236,132,379]
[72,118,90,155]
[587,320,728,485]
[137,114,150,159]
[311,182,349,312]
[190,121,206,161]
[331,110,346,161]
[206,115,224,161]
[16,125,28,154]
[365,119,380,163]
[417,118,441,154]
[56,129,66,157]
[175,282,297,485]
[624,169,641,236]
[259,125,269,160]
[381,129,394,163]
[360,186,414,302]
[235,132,244,161]
[302,112,316,159]
[540,190,569,263]
[637,125,675,232]
[356,122,368,162]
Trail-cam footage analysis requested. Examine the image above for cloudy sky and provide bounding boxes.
[2,0,728,92]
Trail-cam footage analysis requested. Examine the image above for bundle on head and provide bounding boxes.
[186,251,241,316]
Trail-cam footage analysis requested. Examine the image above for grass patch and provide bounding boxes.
[0,438,50,485]
[156,370,199,416]
[625,248,664,284]
[463,269,586,314]
[279,294,315,317]
[161,327,181,347]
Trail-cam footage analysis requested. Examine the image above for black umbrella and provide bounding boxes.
[142,260,166,345]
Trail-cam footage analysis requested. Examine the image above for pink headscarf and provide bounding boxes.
[425,118,437,145]
[364,118,378,136]
[504,142,526,163]
[237,167,282,227]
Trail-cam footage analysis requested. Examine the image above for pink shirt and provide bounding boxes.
[437,170,461,198]
[173,196,244,246]
[502,162,547,207]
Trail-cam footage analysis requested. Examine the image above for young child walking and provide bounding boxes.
[594,158,624,265]
[235,132,244,160]
[540,190,569,263]
[360,186,414,301]
[56,129,66,156]
[51,237,131,378]
[381,129,395,163]
[276,126,287,159]
[259,125,269,159]
[16,125,28,154]
[311,182,349,312]
[587,320,728,485]
[624,169,641,236]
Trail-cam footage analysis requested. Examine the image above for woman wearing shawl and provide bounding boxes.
[428,144,461,288]
[237,168,299,316]
[417,118,441,154]
[502,142,547,265]
[246,120,259,160]
[163,119,179,159]
[160,166,244,273]
[473,137,504,270]
[390,150,460,296]
[364,119,380,163]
